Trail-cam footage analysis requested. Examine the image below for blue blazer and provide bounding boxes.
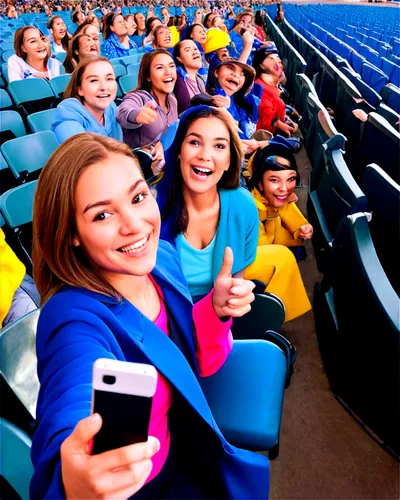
[30,240,269,499]
[160,188,259,283]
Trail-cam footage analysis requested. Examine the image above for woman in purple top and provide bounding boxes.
[117,50,178,175]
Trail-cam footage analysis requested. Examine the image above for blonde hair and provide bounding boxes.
[32,133,143,304]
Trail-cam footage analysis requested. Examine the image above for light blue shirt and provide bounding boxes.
[176,231,217,302]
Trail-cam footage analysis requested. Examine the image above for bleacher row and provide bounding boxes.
[0,4,398,488]
[262,10,399,459]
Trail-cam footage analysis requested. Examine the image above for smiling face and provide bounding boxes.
[259,161,297,208]
[260,53,283,77]
[77,34,99,58]
[155,26,172,48]
[148,53,176,95]
[51,17,67,41]
[73,153,160,283]
[21,28,47,61]
[110,14,128,37]
[214,62,246,96]
[177,40,202,70]
[190,24,207,44]
[77,61,117,115]
[179,116,231,196]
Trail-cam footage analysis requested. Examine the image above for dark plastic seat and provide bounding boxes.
[375,103,400,129]
[1,130,59,183]
[361,164,400,295]
[307,137,368,273]
[0,309,40,436]
[296,73,318,134]
[340,67,382,108]
[349,49,366,74]
[348,112,400,184]
[0,149,16,195]
[0,181,37,274]
[314,213,399,459]
[380,84,400,114]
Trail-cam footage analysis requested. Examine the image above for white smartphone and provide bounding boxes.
[91,358,158,455]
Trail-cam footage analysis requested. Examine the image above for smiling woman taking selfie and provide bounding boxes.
[52,55,122,143]
[29,132,269,500]
[8,26,62,82]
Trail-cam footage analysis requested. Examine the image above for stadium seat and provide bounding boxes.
[1,130,59,183]
[0,418,34,500]
[0,41,14,52]
[340,67,382,108]
[348,112,400,184]
[361,62,389,94]
[126,63,140,75]
[380,58,400,88]
[1,49,15,63]
[0,181,37,274]
[200,339,287,455]
[361,164,400,294]
[112,63,126,79]
[375,103,400,129]
[0,88,13,110]
[0,149,16,195]
[119,74,138,94]
[380,84,400,114]
[349,49,366,74]
[314,213,399,459]
[55,52,66,64]
[296,74,319,135]
[231,292,285,340]
[1,63,9,84]
[0,110,27,144]
[8,79,57,117]
[307,138,368,273]
[49,73,71,98]
[27,108,57,133]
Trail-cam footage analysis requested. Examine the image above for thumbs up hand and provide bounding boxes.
[136,100,158,125]
[212,247,255,319]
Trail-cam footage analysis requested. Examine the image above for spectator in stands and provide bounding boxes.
[125,13,137,36]
[204,27,254,65]
[207,59,261,151]
[8,26,62,82]
[103,12,138,59]
[229,11,261,64]
[203,11,216,29]
[193,8,203,24]
[72,9,86,26]
[47,16,69,55]
[254,10,266,42]
[144,25,174,53]
[211,15,228,33]
[63,33,99,74]
[161,6,171,26]
[143,16,163,46]
[73,18,101,43]
[117,50,178,173]
[30,132,266,500]
[177,12,188,34]
[0,228,39,328]
[157,105,311,320]
[253,47,297,136]
[185,23,207,46]
[52,56,122,142]
[248,143,313,246]
[133,12,146,36]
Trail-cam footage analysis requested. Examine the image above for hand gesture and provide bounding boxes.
[212,247,255,319]
[136,101,158,126]
[298,224,313,240]
[211,94,230,108]
[242,30,254,46]
[61,413,160,500]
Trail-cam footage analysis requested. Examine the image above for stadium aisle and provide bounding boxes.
[268,141,399,500]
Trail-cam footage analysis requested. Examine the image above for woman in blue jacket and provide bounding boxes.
[52,55,122,143]
[157,106,311,321]
[103,12,137,59]
[30,132,269,499]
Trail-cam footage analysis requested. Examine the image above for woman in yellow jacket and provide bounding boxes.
[243,143,313,322]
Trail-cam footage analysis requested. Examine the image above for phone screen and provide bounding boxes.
[92,389,153,454]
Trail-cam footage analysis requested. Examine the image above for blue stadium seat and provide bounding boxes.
[119,74,138,94]
[375,103,400,129]
[380,58,400,88]
[349,49,366,74]
[27,108,57,133]
[340,67,382,108]
[8,79,57,116]
[0,88,13,110]
[1,130,59,183]
[361,62,389,94]
[1,49,15,63]
[49,73,71,98]
[0,149,16,194]
[0,110,27,144]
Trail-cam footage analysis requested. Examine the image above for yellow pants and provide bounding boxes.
[244,245,312,322]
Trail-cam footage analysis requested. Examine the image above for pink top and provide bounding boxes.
[146,277,233,483]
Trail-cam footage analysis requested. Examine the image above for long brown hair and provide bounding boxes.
[63,55,113,101]
[135,49,174,93]
[102,12,123,40]
[14,26,49,66]
[47,16,70,51]
[63,33,92,74]
[32,133,143,305]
